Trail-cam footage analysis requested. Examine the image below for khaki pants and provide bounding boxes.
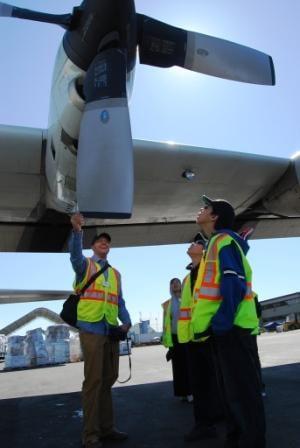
[79,332,119,445]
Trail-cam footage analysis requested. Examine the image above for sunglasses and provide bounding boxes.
[193,240,205,246]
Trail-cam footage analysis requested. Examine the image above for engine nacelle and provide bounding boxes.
[45,42,135,215]
[45,43,85,213]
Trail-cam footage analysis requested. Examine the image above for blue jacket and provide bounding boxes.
[210,229,249,335]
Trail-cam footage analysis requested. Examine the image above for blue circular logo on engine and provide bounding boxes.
[100,110,109,124]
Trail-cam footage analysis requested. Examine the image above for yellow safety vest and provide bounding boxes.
[191,233,258,336]
[177,259,205,343]
[251,292,260,335]
[75,258,119,325]
[177,274,193,343]
[162,299,173,348]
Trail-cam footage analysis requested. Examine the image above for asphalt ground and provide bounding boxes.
[0,330,300,448]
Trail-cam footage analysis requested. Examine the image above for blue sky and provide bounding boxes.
[0,0,299,334]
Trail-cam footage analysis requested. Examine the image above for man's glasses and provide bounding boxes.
[193,240,205,246]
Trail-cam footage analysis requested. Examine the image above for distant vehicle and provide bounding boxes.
[283,312,300,331]
[0,334,7,360]
[129,333,162,346]
[119,339,132,356]
[283,321,300,331]
[264,321,283,332]
[152,337,161,344]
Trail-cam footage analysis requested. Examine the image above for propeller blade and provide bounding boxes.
[77,48,134,218]
[137,14,275,86]
[0,2,12,16]
[0,1,73,28]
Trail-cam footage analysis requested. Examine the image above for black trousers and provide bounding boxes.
[170,334,191,397]
[212,328,266,448]
[251,335,265,393]
[187,339,223,428]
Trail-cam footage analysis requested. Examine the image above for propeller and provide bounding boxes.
[1,1,276,220]
[77,48,133,218]
[137,15,275,85]
[0,1,75,28]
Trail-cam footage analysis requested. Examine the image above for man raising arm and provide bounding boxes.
[70,212,131,448]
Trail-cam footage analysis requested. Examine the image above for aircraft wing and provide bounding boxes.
[0,289,71,304]
[1,124,300,252]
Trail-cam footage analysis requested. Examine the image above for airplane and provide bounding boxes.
[1,0,300,254]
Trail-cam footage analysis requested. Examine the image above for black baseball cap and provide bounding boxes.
[192,233,206,246]
[91,232,111,245]
[202,195,235,230]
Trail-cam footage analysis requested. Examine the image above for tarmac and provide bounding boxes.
[0,330,300,448]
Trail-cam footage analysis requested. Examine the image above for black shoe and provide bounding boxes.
[224,435,239,448]
[84,441,103,448]
[184,425,217,442]
[224,441,238,448]
[101,429,128,441]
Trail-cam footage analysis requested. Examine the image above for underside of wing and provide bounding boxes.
[0,125,71,252]
[0,124,45,220]
[1,127,300,252]
[80,140,300,246]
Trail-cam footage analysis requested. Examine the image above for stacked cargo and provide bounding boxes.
[0,334,7,359]
[25,328,49,367]
[4,325,76,369]
[45,325,70,364]
[5,335,28,369]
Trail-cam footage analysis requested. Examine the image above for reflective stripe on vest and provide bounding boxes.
[75,258,119,325]
[178,258,206,343]
[162,299,173,348]
[250,291,260,335]
[177,274,193,343]
[192,233,258,335]
[179,307,192,320]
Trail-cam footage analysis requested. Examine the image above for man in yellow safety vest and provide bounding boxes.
[194,196,265,448]
[70,212,131,448]
[178,235,222,442]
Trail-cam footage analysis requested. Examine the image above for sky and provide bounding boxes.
[0,0,300,335]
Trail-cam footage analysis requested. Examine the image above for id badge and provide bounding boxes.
[102,281,110,288]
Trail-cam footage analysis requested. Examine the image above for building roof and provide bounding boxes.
[260,292,300,306]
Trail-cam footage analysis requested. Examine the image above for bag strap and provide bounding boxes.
[117,337,132,384]
[79,261,110,295]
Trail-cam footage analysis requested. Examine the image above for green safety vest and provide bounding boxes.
[177,274,193,343]
[74,258,119,325]
[251,292,260,335]
[191,233,258,336]
[178,259,209,343]
[162,299,173,348]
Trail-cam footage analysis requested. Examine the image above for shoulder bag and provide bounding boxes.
[60,262,109,328]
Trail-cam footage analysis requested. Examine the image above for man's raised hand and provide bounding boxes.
[71,212,85,232]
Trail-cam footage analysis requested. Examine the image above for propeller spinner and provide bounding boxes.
[0,0,275,219]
